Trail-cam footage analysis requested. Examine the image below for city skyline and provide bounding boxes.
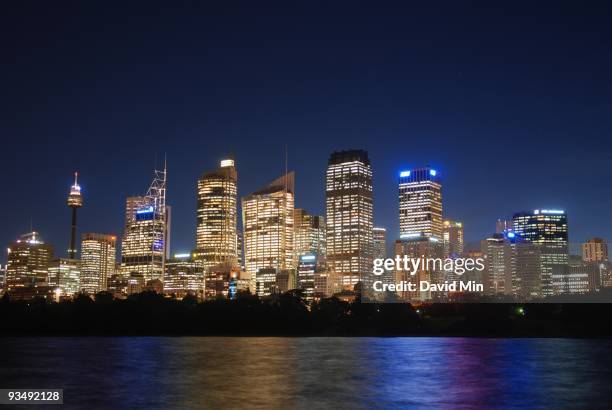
[2,2,611,260]
[0,151,609,265]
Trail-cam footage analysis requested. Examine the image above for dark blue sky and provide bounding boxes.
[1,1,611,261]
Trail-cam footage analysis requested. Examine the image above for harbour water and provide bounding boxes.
[0,337,611,409]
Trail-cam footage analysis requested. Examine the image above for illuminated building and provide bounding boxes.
[508,239,542,300]
[236,231,244,270]
[66,172,83,259]
[394,237,444,302]
[194,159,238,270]
[326,150,373,290]
[80,233,116,294]
[48,258,80,297]
[6,232,53,292]
[255,268,278,297]
[120,165,170,284]
[399,167,443,240]
[242,173,295,285]
[443,220,464,258]
[297,253,327,302]
[294,208,326,262]
[372,227,387,260]
[0,265,6,292]
[582,238,608,263]
[164,253,204,299]
[480,234,511,295]
[513,209,569,296]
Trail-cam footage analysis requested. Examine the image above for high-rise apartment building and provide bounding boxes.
[513,209,568,296]
[80,233,116,294]
[6,232,54,291]
[326,150,373,290]
[121,167,170,283]
[443,220,464,258]
[242,173,295,278]
[194,159,238,270]
[399,167,443,240]
[294,208,326,262]
[372,227,387,260]
[582,238,608,263]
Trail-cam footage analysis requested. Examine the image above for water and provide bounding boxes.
[0,337,611,409]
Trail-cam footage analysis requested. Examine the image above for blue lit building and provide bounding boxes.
[512,209,569,296]
[399,167,443,240]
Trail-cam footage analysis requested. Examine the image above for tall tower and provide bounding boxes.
[242,173,295,277]
[326,150,373,290]
[443,220,464,258]
[120,164,169,283]
[512,209,568,296]
[194,158,238,270]
[398,167,443,240]
[66,172,83,259]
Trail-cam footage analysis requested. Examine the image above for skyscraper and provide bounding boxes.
[294,208,326,262]
[6,232,54,292]
[480,233,510,295]
[121,166,169,283]
[399,167,443,240]
[66,172,83,259]
[326,150,373,290]
[582,237,608,263]
[80,233,116,294]
[513,209,568,296]
[48,258,80,297]
[194,158,238,270]
[443,220,464,258]
[242,173,295,281]
[372,227,387,260]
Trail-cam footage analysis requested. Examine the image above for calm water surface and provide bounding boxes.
[0,337,611,409]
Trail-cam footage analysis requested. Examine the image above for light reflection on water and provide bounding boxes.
[0,337,611,409]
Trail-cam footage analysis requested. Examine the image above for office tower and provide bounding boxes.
[164,253,204,299]
[297,254,317,302]
[372,227,387,260]
[194,159,238,270]
[242,173,295,278]
[399,167,443,240]
[513,209,569,296]
[276,269,296,293]
[236,231,244,270]
[48,258,80,297]
[495,219,513,234]
[6,232,54,292]
[121,166,169,283]
[443,220,464,258]
[253,268,277,296]
[394,237,444,302]
[66,172,83,259]
[481,234,512,295]
[508,239,542,300]
[326,150,373,290]
[80,233,116,294]
[582,238,608,263]
[294,208,326,261]
[0,264,6,292]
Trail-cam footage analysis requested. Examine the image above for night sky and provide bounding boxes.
[1,1,611,261]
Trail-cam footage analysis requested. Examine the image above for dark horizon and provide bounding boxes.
[1,1,611,261]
